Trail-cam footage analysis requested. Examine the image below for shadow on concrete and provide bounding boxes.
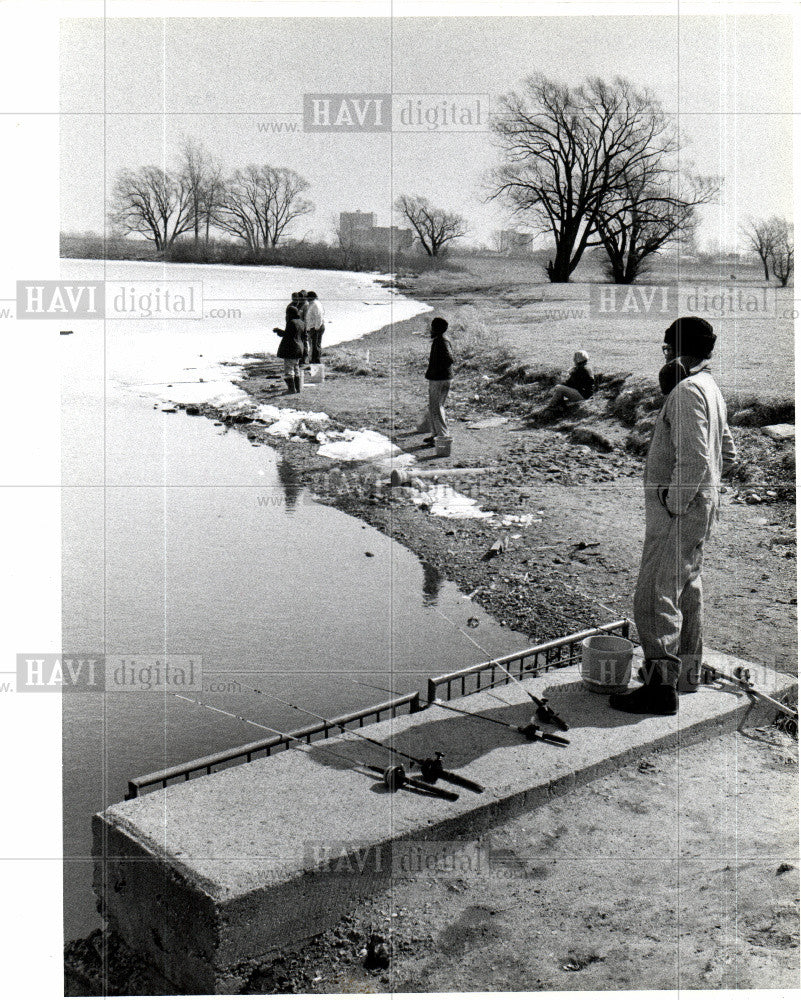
[303,677,644,780]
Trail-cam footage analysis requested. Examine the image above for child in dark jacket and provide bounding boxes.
[547,350,594,408]
[273,305,305,394]
[419,316,454,444]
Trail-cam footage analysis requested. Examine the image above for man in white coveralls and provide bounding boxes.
[610,316,738,716]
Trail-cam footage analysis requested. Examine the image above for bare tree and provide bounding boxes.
[597,170,719,284]
[490,75,679,282]
[394,195,466,256]
[264,167,314,246]
[215,165,313,249]
[178,138,224,248]
[214,167,261,250]
[109,166,194,250]
[740,217,779,280]
[770,218,794,287]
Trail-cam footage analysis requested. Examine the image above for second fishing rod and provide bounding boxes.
[238,682,484,795]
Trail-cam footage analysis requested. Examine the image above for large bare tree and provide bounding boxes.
[394,195,466,256]
[215,165,313,249]
[596,169,719,284]
[490,75,679,282]
[109,166,195,250]
[740,217,779,280]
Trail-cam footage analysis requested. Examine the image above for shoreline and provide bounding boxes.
[189,288,795,659]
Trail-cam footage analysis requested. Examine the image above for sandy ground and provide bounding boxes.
[241,726,798,995]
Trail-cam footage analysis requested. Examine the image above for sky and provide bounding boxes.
[60,13,794,251]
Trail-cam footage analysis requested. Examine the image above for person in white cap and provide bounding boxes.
[546,350,595,409]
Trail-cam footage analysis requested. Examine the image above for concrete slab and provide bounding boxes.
[94,649,795,993]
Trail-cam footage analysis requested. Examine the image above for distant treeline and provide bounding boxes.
[60,233,458,275]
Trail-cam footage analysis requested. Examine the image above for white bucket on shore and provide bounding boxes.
[435,435,452,457]
[581,634,634,694]
[306,363,325,384]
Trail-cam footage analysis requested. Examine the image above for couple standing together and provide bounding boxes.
[274,290,325,394]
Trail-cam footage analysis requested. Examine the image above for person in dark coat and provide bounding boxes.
[418,316,454,445]
[547,350,594,408]
[273,305,305,394]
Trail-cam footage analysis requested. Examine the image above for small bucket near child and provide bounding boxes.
[305,363,325,385]
[434,435,452,457]
[581,634,634,694]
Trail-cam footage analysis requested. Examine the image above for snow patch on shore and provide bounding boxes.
[410,484,493,519]
[255,404,330,438]
[318,429,400,462]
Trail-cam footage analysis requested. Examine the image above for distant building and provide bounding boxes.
[496,230,534,254]
[339,211,377,242]
[339,211,414,252]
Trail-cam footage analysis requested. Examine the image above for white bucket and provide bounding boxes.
[306,363,325,385]
[434,435,452,457]
[581,634,634,694]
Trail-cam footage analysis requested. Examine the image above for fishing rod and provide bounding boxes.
[429,606,570,731]
[487,663,569,731]
[173,693,458,801]
[700,665,799,724]
[431,698,569,746]
[350,679,569,747]
[246,686,484,794]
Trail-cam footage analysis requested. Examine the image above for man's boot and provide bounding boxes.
[284,377,295,395]
[609,659,678,715]
[637,654,701,692]
[293,375,302,394]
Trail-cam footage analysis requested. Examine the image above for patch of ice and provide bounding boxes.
[411,484,493,520]
[252,405,330,439]
[498,513,541,527]
[317,429,400,462]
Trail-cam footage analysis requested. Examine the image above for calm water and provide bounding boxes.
[62,261,527,940]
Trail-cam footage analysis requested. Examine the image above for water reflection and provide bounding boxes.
[422,561,443,606]
[276,457,304,512]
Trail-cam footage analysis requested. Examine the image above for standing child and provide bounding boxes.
[273,305,305,394]
[420,317,454,446]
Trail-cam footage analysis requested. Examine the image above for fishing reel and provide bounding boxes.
[516,717,571,746]
[382,764,407,791]
[517,719,542,741]
[380,762,460,801]
[419,751,446,784]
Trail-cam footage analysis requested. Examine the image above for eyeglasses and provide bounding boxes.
[662,344,673,356]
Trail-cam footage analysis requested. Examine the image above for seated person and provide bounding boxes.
[547,350,594,408]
